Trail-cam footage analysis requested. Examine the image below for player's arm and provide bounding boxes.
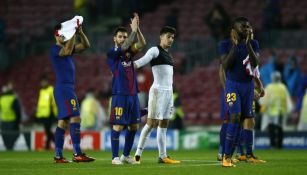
[254,76,265,97]
[221,45,236,70]
[59,35,76,57]
[74,26,91,53]
[131,13,146,53]
[134,47,159,69]
[246,29,259,67]
[219,64,226,89]
[121,15,138,51]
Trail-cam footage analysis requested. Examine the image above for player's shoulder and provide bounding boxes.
[219,39,232,47]
[251,39,259,46]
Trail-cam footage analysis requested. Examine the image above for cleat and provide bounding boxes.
[134,155,141,164]
[112,157,123,165]
[54,157,70,163]
[217,154,223,161]
[222,156,236,167]
[232,158,239,163]
[120,155,138,164]
[158,156,180,164]
[246,154,266,163]
[72,153,95,162]
[236,155,247,161]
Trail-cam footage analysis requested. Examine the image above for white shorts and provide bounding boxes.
[147,88,173,120]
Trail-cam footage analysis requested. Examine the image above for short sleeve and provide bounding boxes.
[218,41,230,56]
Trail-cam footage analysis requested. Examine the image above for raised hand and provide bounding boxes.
[231,29,238,45]
[130,14,138,32]
[246,28,253,44]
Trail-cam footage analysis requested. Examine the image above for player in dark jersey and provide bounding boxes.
[51,23,94,163]
[107,13,146,165]
[219,17,266,167]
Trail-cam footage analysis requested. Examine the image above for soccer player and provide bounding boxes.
[219,17,265,167]
[107,13,146,165]
[133,26,180,164]
[51,24,95,163]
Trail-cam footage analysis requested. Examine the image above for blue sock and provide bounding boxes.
[237,128,245,155]
[244,129,253,156]
[55,127,65,158]
[70,123,82,155]
[111,129,121,159]
[123,130,137,157]
[224,123,239,157]
[219,123,228,155]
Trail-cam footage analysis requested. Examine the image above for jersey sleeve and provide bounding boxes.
[134,47,159,68]
[251,40,260,54]
[218,41,230,56]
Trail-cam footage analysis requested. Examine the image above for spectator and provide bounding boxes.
[262,0,282,30]
[165,8,179,33]
[205,3,230,40]
[260,51,277,87]
[283,56,301,97]
[35,75,57,150]
[80,89,107,131]
[0,82,21,150]
[298,90,307,131]
[259,72,293,149]
[169,88,185,130]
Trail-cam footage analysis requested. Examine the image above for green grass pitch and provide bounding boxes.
[0,149,306,175]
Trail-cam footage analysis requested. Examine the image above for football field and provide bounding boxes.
[0,149,306,175]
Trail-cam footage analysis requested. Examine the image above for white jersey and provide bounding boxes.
[134,46,173,90]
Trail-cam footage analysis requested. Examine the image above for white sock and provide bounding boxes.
[135,124,152,156]
[157,126,167,159]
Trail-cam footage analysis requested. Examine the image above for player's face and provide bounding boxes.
[160,33,175,48]
[234,21,252,39]
[114,32,128,47]
[55,35,66,45]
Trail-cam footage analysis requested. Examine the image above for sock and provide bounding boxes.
[244,129,253,156]
[224,123,239,157]
[123,130,137,157]
[237,128,245,156]
[55,127,65,158]
[219,122,228,155]
[157,126,167,159]
[111,129,121,159]
[135,124,153,156]
[69,123,82,155]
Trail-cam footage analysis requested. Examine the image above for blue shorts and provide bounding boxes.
[110,94,141,125]
[225,79,254,119]
[54,84,80,119]
[220,89,229,121]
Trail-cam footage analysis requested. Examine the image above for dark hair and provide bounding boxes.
[232,17,249,27]
[114,27,128,36]
[54,23,62,32]
[39,74,48,81]
[160,26,176,35]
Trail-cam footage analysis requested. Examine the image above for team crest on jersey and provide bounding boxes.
[228,102,233,107]
[121,61,131,67]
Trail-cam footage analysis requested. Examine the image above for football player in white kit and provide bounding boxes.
[133,26,180,164]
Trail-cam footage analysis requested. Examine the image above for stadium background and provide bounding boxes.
[0,0,307,151]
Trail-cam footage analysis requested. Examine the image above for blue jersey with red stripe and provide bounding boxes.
[107,46,139,95]
[50,45,75,85]
[219,39,259,83]
[50,45,80,118]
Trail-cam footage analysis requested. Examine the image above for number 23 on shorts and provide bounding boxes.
[226,93,236,102]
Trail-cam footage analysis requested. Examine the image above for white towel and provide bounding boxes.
[243,56,260,78]
[58,16,83,41]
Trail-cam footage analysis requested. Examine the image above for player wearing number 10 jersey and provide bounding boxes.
[107,13,146,165]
